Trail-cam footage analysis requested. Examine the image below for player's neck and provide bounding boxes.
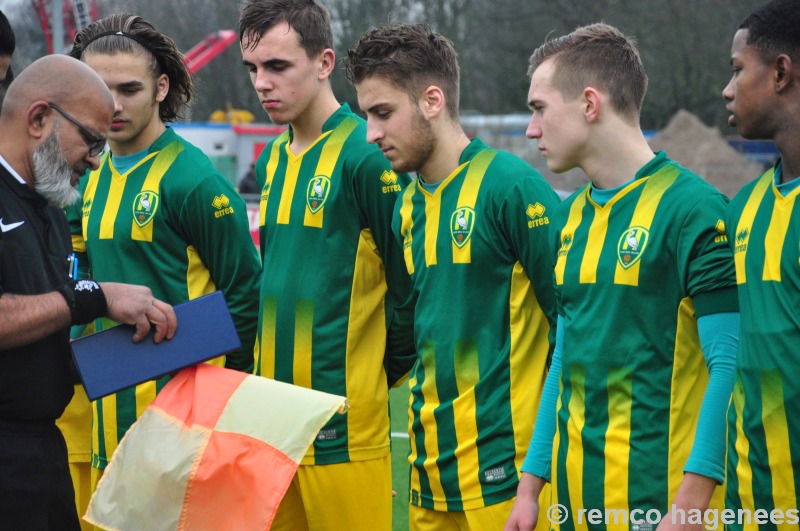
[109,117,166,157]
[584,126,654,190]
[289,88,340,155]
[418,123,471,185]
[774,127,800,184]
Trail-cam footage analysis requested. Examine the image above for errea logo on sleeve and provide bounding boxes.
[212,194,235,218]
[380,170,402,193]
[526,202,549,228]
[714,219,728,243]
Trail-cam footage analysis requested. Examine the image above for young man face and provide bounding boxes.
[723,28,777,140]
[526,58,589,174]
[241,22,330,127]
[356,75,435,174]
[82,51,167,155]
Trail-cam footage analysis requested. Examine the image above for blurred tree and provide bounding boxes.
[0,0,770,130]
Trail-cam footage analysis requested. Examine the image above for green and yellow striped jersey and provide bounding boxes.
[550,152,736,521]
[254,104,415,466]
[394,138,559,511]
[726,162,800,522]
[68,127,261,469]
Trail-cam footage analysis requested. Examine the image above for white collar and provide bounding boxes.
[0,154,27,185]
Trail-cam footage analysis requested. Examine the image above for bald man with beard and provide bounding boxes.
[0,55,177,530]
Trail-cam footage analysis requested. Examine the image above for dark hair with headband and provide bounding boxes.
[68,13,193,123]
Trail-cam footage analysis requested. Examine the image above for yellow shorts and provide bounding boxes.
[271,455,392,531]
[56,385,93,531]
[409,483,552,531]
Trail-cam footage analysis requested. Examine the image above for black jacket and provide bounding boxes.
[0,161,75,422]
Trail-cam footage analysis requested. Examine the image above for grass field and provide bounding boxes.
[389,384,412,530]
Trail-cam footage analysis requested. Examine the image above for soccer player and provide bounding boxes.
[505,23,740,530]
[346,22,559,530]
[238,1,415,529]
[722,0,800,521]
[65,13,261,502]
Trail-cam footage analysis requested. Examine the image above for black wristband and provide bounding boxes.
[57,280,108,325]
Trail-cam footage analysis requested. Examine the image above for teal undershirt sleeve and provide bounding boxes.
[521,314,564,480]
[683,311,740,483]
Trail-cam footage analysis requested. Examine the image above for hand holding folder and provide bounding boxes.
[70,291,242,401]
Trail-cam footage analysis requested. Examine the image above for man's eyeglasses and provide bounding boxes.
[48,103,107,158]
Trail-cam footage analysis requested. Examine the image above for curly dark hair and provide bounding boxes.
[68,13,193,123]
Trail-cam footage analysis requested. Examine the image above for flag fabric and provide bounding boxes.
[84,364,348,531]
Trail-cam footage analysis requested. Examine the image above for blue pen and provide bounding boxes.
[68,253,78,280]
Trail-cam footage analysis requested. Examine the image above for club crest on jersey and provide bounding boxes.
[451,207,475,248]
[617,226,650,269]
[132,191,159,227]
[306,175,331,213]
[558,233,573,258]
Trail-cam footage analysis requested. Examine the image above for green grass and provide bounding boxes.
[390,384,411,530]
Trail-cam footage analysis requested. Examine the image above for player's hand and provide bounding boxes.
[100,282,178,343]
[504,473,543,531]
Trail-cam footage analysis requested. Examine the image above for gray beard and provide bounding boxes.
[32,128,80,208]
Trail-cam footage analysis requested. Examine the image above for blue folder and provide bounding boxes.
[71,290,242,401]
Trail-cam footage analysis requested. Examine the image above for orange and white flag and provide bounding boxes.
[84,364,347,530]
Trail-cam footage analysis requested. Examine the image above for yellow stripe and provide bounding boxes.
[452,340,480,499]
[71,234,85,254]
[100,393,118,464]
[762,189,797,282]
[761,370,798,516]
[733,380,758,529]
[134,381,157,421]
[580,207,610,284]
[344,230,390,458]
[424,192,441,268]
[260,132,288,227]
[614,170,677,286]
[292,299,314,389]
[304,119,357,228]
[667,298,706,501]
[452,150,494,264]
[131,144,182,242]
[581,179,647,284]
[257,296,277,379]
[399,184,416,275]
[418,344,448,510]
[98,164,127,240]
[735,172,772,284]
[81,162,103,241]
[277,131,332,225]
[185,245,216,299]
[508,262,549,474]
[603,369,632,527]
[555,190,587,285]
[566,365,587,530]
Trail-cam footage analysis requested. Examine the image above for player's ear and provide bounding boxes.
[774,53,794,93]
[318,48,335,81]
[419,85,445,119]
[583,87,601,123]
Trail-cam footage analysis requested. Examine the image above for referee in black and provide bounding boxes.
[0,55,177,530]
